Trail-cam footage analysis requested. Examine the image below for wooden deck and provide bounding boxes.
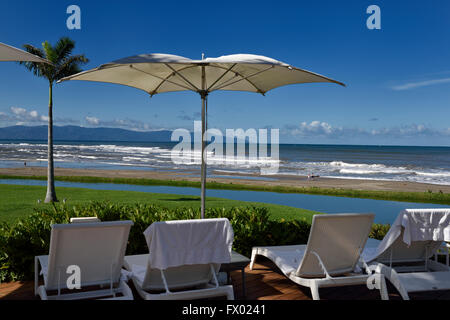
[1,257,450,300]
[233,257,450,300]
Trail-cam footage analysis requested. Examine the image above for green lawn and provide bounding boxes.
[0,184,320,224]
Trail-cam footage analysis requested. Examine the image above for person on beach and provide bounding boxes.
[308,173,320,180]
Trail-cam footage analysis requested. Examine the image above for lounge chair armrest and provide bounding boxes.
[210,264,219,288]
[358,255,372,275]
[160,270,172,294]
[37,285,49,300]
[310,251,332,279]
[368,262,410,300]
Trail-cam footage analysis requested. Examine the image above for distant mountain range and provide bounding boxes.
[0,125,174,142]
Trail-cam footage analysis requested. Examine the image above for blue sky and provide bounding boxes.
[0,0,449,146]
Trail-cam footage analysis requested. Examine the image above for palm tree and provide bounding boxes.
[20,37,88,203]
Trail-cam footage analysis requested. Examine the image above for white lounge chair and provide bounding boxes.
[35,220,134,300]
[250,213,388,300]
[124,218,235,300]
[364,209,450,300]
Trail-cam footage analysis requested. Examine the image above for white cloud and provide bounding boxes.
[287,121,345,137]
[9,107,46,123]
[85,116,100,125]
[0,107,77,125]
[391,77,450,91]
[11,107,27,116]
[285,121,450,140]
[84,116,156,131]
[369,124,445,137]
[1,107,156,131]
[29,110,38,118]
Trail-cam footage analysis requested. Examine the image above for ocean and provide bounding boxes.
[0,140,449,186]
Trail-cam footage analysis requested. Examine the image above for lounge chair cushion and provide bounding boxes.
[253,245,307,276]
[397,271,450,293]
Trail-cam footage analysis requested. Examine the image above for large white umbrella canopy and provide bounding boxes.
[60,53,345,218]
[0,42,49,63]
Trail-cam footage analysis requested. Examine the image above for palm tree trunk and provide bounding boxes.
[44,82,58,203]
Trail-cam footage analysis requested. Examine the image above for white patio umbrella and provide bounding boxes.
[59,53,345,218]
[0,42,49,63]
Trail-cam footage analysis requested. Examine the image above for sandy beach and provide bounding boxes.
[1,166,449,194]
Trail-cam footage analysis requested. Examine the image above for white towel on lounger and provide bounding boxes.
[143,218,234,270]
[364,209,450,262]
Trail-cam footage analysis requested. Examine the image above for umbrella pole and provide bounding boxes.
[200,92,207,219]
[200,63,208,219]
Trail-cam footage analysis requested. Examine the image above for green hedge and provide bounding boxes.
[0,202,313,282]
[369,223,391,240]
[0,202,390,282]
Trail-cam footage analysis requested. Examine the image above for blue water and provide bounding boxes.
[1,179,448,224]
[1,141,449,185]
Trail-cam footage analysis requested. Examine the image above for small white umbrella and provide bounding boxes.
[60,53,345,218]
[0,42,49,63]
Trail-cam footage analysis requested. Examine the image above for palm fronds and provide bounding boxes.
[20,37,89,84]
